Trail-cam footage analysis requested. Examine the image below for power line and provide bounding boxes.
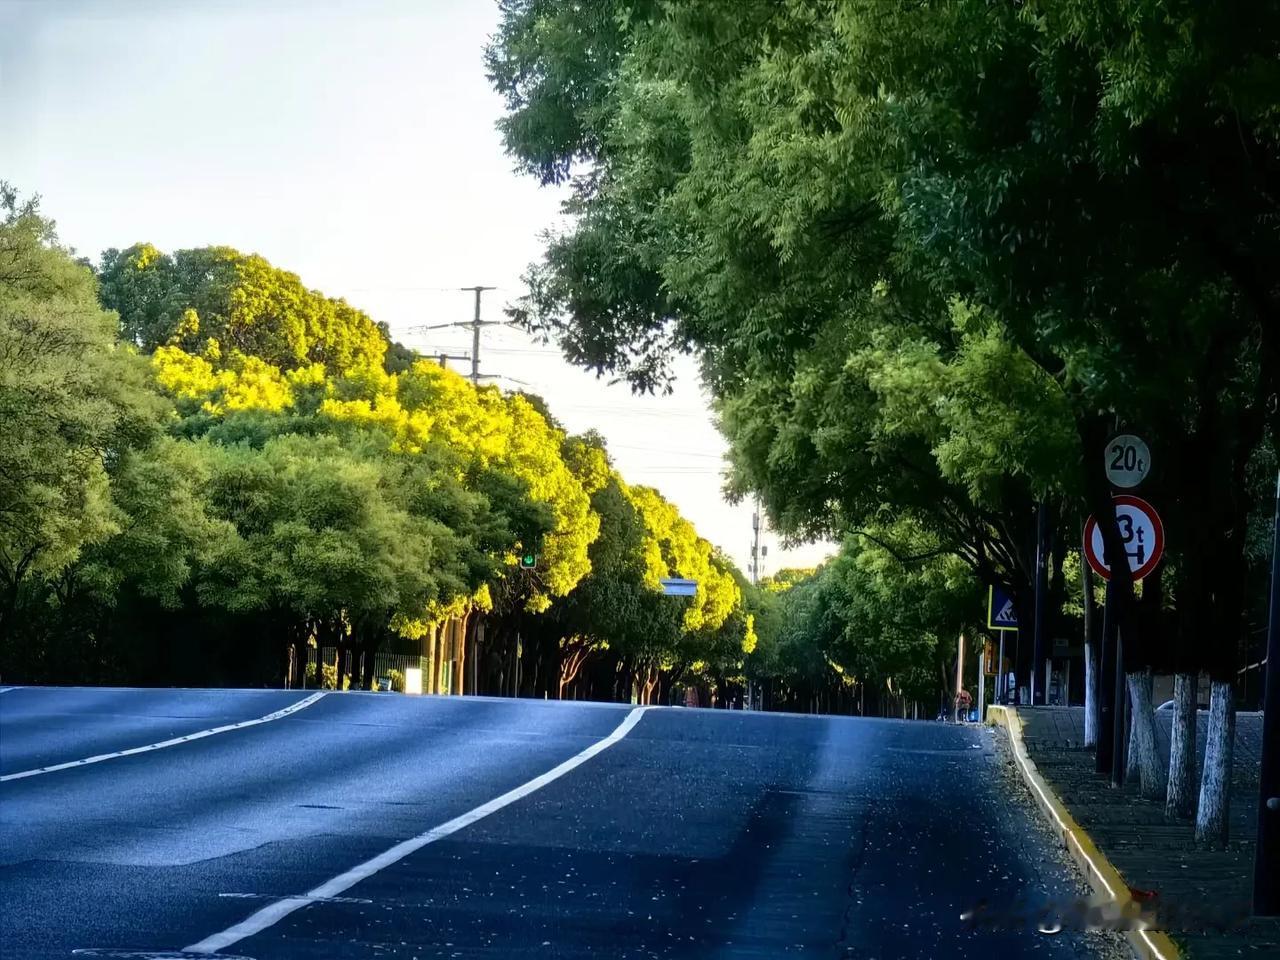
[348,285,512,294]
[608,444,726,459]
[484,346,563,356]
[625,467,729,475]
[557,404,708,419]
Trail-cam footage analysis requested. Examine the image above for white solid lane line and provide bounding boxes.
[0,691,326,783]
[184,705,650,956]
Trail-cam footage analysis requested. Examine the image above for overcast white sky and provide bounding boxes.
[0,0,832,575]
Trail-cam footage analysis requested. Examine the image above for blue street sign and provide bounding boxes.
[987,585,1018,631]
[660,578,698,597]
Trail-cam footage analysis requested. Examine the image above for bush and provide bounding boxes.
[305,660,339,689]
[388,669,406,693]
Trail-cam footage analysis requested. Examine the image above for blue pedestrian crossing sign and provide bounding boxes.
[987,585,1018,631]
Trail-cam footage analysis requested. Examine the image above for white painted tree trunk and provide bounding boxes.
[1194,680,1236,844]
[1126,678,1141,783]
[1165,672,1197,820]
[1126,669,1166,799]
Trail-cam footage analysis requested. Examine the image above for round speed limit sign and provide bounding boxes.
[1105,434,1150,489]
[1083,495,1164,581]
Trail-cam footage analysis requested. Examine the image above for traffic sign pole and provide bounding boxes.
[1112,623,1127,788]
[1083,493,1164,785]
[1096,584,1118,775]
[997,631,1006,703]
[985,584,1017,704]
[1032,501,1049,706]
[978,655,986,723]
[1086,436,1153,777]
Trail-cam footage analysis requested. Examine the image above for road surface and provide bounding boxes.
[0,687,1107,959]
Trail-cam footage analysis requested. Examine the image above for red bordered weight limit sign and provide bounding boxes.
[1083,494,1165,581]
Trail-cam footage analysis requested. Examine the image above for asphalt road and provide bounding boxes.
[0,687,1109,959]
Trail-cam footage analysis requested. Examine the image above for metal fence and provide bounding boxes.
[306,647,434,691]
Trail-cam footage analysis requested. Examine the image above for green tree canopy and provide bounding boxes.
[99,243,390,375]
[0,185,163,639]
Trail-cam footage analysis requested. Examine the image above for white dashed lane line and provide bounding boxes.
[0,691,326,783]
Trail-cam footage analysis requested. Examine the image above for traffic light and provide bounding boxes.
[520,553,536,569]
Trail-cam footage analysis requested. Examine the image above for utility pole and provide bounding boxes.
[745,498,764,712]
[465,285,497,385]
[408,285,497,385]
[751,498,761,587]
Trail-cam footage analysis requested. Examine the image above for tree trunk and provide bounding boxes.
[291,638,301,690]
[360,630,378,690]
[433,622,446,695]
[1126,676,1141,783]
[1126,668,1164,799]
[1195,679,1236,845]
[455,613,470,695]
[439,619,453,694]
[425,622,438,695]
[1165,671,1198,820]
[643,665,660,705]
[334,640,346,690]
[558,642,589,699]
[469,617,482,695]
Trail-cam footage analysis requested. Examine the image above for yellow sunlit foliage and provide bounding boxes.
[152,346,294,414]
[623,483,739,633]
[8,189,758,700]
[151,348,598,612]
[101,243,389,375]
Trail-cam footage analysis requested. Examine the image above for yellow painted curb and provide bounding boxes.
[986,705,1182,960]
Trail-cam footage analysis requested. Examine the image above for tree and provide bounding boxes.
[488,0,1067,701]
[491,0,1280,836]
[3,184,755,706]
[747,524,979,717]
[834,0,1279,829]
[0,185,162,663]
[541,469,661,698]
[99,243,390,374]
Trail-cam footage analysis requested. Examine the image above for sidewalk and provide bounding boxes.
[1015,706,1278,959]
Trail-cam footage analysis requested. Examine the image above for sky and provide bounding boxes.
[0,0,833,575]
